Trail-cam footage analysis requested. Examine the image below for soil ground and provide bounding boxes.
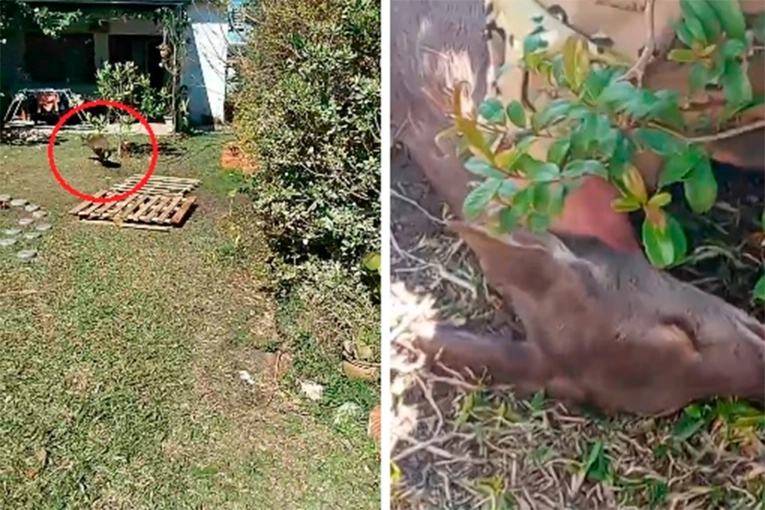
[0,132,379,509]
[389,145,765,509]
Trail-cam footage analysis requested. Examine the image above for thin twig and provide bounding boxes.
[393,431,461,462]
[0,289,42,298]
[391,188,446,225]
[618,0,656,86]
[684,119,765,144]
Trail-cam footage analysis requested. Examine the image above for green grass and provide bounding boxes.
[0,133,379,509]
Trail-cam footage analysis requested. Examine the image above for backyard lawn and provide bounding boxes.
[0,134,378,509]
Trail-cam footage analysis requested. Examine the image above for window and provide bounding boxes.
[24,33,96,84]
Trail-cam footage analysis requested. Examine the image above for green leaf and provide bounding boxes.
[659,145,705,187]
[597,80,638,107]
[689,63,710,92]
[683,157,717,213]
[547,138,571,167]
[531,99,574,131]
[498,207,522,232]
[525,161,561,183]
[562,36,589,92]
[622,89,662,120]
[512,187,535,215]
[651,90,686,130]
[708,0,746,43]
[667,48,697,63]
[682,15,708,45]
[648,191,672,209]
[611,196,642,213]
[532,182,565,217]
[720,39,746,60]
[563,160,608,179]
[581,441,608,483]
[667,214,688,263]
[680,0,720,42]
[463,178,502,220]
[721,96,765,123]
[672,412,707,441]
[464,157,507,179]
[642,214,687,268]
[363,253,381,272]
[506,100,527,128]
[609,133,636,177]
[642,218,674,268]
[526,211,552,233]
[754,274,765,302]
[582,67,622,102]
[497,179,519,200]
[720,57,753,107]
[478,98,506,123]
[675,19,696,47]
[633,128,683,156]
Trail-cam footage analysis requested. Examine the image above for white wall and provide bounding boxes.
[182,1,229,125]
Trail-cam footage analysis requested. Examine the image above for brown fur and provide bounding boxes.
[81,134,113,164]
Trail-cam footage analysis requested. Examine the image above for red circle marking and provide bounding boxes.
[47,100,159,203]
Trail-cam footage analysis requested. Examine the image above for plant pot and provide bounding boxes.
[221,143,257,174]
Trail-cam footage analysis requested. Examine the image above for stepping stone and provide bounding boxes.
[16,249,37,261]
[18,218,34,227]
[24,204,40,213]
[0,238,17,247]
[35,223,52,232]
[10,198,27,208]
[0,194,10,203]
[32,210,48,219]
[23,231,42,240]
[3,228,21,236]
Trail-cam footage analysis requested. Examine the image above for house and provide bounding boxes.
[0,0,231,127]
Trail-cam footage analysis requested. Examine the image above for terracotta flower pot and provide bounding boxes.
[221,143,257,174]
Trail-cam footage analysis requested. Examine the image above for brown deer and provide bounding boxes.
[81,134,113,166]
[391,0,765,415]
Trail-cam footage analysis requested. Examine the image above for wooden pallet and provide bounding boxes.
[109,174,201,196]
[68,191,196,230]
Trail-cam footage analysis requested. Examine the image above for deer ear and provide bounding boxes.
[447,221,583,299]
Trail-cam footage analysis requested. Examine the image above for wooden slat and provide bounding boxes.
[68,190,108,215]
[117,196,147,220]
[127,174,200,184]
[89,200,119,218]
[170,196,196,225]
[155,195,183,223]
[139,195,172,222]
[80,219,172,231]
[128,196,161,221]
[100,196,135,219]
[79,199,109,217]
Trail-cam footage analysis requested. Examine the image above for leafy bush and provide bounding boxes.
[233,0,380,292]
[451,0,764,299]
[96,61,170,122]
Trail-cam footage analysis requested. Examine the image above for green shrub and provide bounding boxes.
[233,0,381,291]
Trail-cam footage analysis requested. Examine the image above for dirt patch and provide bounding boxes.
[389,147,765,509]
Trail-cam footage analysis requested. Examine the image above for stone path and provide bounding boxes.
[0,195,52,262]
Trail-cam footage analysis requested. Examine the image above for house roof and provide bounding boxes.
[22,0,191,5]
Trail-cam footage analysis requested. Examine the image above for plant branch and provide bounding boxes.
[618,0,656,86]
[683,119,765,143]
